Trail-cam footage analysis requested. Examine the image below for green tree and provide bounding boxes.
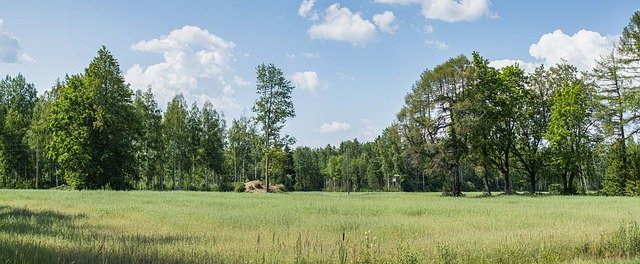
[593,46,638,195]
[513,65,553,194]
[492,64,526,194]
[546,81,595,194]
[201,101,225,190]
[252,63,296,192]
[0,74,37,188]
[47,75,94,189]
[47,47,137,190]
[293,146,323,191]
[27,92,56,189]
[459,52,501,195]
[163,94,189,190]
[133,88,164,190]
[228,116,261,182]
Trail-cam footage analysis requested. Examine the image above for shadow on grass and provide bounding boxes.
[0,205,229,264]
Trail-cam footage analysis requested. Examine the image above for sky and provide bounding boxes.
[0,0,638,147]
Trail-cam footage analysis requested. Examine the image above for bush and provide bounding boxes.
[234,182,246,193]
[548,183,563,195]
[214,182,234,192]
[625,180,640,196]
[600,221,640,258]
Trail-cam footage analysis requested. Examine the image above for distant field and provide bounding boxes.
[1,191,640,263]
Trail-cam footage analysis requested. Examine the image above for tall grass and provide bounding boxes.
[1,191,640,263]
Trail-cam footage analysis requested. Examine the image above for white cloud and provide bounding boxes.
[424,24,434,33]
[359,119,379,142]
[374,0,421,4]
[375,0,497,22]
[489,59,539,73]
[320,121,351,133]
[287,52,320,59]
[291,71,325,95]
[529,29,617,71]
[125,25,244,111]
[426,39,449,50]
[373,11,399,33]
[300,52,320,58]
[0,19,34,64]
[298,0,319,20]
[308,4,377,46]
[337,72,356,81]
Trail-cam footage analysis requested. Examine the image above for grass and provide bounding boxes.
[1,191,640,263]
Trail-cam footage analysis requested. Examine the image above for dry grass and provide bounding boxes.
[244,180,285,193]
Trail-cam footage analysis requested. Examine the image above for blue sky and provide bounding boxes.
[0,1,638,147]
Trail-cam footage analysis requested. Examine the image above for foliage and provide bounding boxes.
[46,46,137,190]
[252,63,295,192]
[234,182,246,192]
[548,184,563,195]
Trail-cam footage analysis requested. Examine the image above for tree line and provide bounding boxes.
[1,12,640,195]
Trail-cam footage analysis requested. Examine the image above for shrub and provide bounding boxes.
[599,221,640,258]
[234,182,246,193]
[214,182,234,192]
[548,184,563,195]
[624,180,640,196]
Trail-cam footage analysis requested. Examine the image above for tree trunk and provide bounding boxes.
[568,171,575,195]
[502,148,511,194]
[482,155,491,195]
[529,171,536,195]
[205,168,209,191]
[562,169,569,195]
[172,149,176,191]
[450,117,462,196]
[35,142,40,189]
[265,154,270,192]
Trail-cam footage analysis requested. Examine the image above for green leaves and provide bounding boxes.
[46,47,137,190]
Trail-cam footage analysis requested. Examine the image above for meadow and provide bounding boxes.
[1,191,640,263]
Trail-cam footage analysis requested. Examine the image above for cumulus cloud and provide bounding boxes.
[0,19,34,64]
[529,29,617,71]
[426,39,449,50]
[125,25,246,111]
[308,4,377,46]
[373,11,398,33]
[291,71,325,95]
[375,0,497,22]
[489,59,539,73]
[320,121,351,133]
[298,0,318,20]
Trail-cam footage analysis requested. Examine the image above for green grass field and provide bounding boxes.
[1,191,640,263]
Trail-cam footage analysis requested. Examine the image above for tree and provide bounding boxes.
[47,75,94,189]
[201,101,225,190]
[47,46,137,190]
[546,81,595,194]
[133,88,164,190]
[459,52,501,195]
[252,63,295,192]
[163,94,189,190]
[402,55,470,196]
[492,64,526,194]
[619,11,640,69]
[0,74,37,188]
[27,92,56,189]
[293,146,323,191]
[513,65,553,194]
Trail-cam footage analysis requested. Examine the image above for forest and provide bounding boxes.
[1,11,640,197]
